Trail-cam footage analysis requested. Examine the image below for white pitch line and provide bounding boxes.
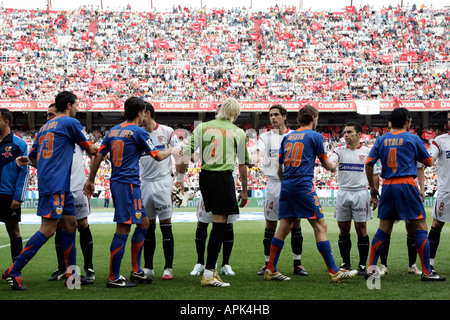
[0,238,30,249]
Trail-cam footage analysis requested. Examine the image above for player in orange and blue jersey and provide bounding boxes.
[264,105,357,283]
[365,107,446,281]
[3,91,98,290]
[83,97,178,288]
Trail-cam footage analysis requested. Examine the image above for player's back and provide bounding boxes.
[279,128,327,186]
[367,131,432,179]
[189,118,248,172]
[30,116,91,195]
[100,123,156,185]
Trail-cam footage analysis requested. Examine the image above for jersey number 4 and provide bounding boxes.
[387,148,397,173]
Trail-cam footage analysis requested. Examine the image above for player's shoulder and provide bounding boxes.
[156,123,174,135]
[12,134,27,147]
[435,133,450,141]
[359,145,372,153]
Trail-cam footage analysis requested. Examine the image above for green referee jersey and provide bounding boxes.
[185,118,249,171]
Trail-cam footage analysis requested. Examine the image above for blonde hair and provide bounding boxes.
[217,98,241,122]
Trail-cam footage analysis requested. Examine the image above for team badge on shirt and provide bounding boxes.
[56,206,63,215]
[135,210,142,220]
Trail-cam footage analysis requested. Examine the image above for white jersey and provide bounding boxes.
[430,133,450,192]
[329,144,380,190]
[140,123,178,181]
[70,144,86,192]
[257,128,292,179]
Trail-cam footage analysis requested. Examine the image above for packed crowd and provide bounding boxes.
[14,120,445,196]
[1,4,450,102]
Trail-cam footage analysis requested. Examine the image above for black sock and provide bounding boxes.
[291,227,303,267]
[79,225,94,270]
[205,222,226,270]
[195,223,208,265]
[357,235,369,266]
[338,234,351,265]
[407,235,416,267]
[10,236,22,262]
[160,224,174,269]
[144,224,156,269]
[263,228,275,264]
[222,224,234,266]
[428,226,441,259]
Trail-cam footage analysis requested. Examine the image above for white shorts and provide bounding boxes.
[72,189,90,220]
[432,191,450,223]
[334,189,373,223]
[141,175,174,221]
[264,178,281,222]
[196,193,238,224]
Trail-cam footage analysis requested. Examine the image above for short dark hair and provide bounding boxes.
[269,104,288,124]
[344,122,362,133]
[297,105,318,125]
[124,97,146,121]
[145,101,155,119]
[0,108,13,126]
[389,107,411,129]
[54,91,77,112]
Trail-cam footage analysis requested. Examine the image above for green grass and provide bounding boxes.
[0,207,449,302]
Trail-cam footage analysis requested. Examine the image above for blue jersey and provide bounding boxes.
[366,131,432,179]
[29,116,92,195]
[0,132,29,201]
[278,128,328,186]
[99,123,159,185]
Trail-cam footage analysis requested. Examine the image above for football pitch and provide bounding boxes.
[0,206,448,305]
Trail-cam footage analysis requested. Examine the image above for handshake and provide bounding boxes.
[172,185,195,207]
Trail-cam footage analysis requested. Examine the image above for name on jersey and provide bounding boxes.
[39,120,58,132]
[287,132,305,141]
[107,129,134,138]
[339,163,364,172]
[384,138,404,146]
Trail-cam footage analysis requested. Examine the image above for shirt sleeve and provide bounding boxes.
[415,135,433,166]
[14,139,29,202]
[137,129,159,158]
[315,134,328,162]
[366,140,379,167]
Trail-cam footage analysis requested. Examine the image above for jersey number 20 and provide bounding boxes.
[284,142,304,167]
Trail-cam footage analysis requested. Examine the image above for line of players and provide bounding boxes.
[1,93,448,290]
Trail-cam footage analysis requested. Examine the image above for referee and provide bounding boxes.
[176,98,249,287]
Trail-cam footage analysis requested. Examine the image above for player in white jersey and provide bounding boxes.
[328,122,380,275]
[427,112,450,271]
[189,104,238,277]
[46,104,95,284]
[139,102,180,280]
[256,104,307,276]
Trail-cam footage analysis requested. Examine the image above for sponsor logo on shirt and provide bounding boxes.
[339,163,364,172]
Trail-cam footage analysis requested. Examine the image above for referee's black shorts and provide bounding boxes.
[199,170,239,215]
[0,194,21,223]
